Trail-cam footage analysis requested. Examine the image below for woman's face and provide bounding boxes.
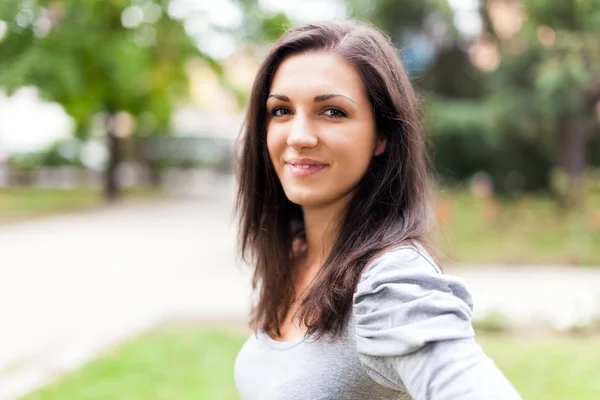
[266,52,386,209]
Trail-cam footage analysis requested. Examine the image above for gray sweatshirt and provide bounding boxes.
[235,246,522,399]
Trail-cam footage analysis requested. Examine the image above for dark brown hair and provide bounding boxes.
[236,20,433,338]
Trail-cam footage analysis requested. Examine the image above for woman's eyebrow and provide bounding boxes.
[267,93,356,104]
[314,93,355,104]
[267,94,290,102]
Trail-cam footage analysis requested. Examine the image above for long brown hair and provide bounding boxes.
[236,20,433,338]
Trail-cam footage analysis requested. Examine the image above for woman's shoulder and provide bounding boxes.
[353,243,474,322]
[352,243,475,357]
[364,243,441,277]
[356,243,452,295]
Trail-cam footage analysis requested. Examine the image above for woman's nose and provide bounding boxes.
[286,115,318,149]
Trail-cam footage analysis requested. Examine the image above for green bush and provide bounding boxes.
[426,96,554,193]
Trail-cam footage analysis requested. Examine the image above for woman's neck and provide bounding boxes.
[300,195,350,270]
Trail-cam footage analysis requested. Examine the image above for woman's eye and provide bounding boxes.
[271,107,291,117]
[323,108,347,118]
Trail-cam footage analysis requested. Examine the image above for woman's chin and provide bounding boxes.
[284,188,326,208]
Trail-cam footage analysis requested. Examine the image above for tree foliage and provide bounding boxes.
[486,0,600,204]
[0,0,206,199]
[0,0,199,135]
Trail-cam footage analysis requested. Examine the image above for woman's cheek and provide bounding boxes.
[266,130,284,169]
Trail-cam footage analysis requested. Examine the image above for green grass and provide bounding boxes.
[0,187,161,223]
[24,326,600,400]
[433,182,600,265]
[478,334,600,400]
[25,327,246,400]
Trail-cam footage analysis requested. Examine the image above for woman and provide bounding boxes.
[234,20,521,400]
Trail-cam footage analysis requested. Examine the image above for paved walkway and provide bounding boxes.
[1,180,599,399]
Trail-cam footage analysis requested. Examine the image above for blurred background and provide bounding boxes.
[0,0,599,399]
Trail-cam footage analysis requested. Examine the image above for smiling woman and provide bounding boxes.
[266,52,385,208]
[234,20,522,400]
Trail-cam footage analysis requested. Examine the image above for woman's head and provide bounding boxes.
[237,20,433,336]
[266,51,386,210]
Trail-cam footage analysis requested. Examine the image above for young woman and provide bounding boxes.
[234,20,522,400]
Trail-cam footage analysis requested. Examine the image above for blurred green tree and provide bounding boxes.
[0,0,205,200]
[524,0,600,207]
[483,0,600,206]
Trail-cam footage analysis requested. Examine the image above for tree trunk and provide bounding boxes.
[105,114,122,202]
[139,136,162,187]
[558,117,589,209]
[141,157,162,187]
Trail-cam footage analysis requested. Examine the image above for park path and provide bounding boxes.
[1,178,599,399]
[0,180,251,399]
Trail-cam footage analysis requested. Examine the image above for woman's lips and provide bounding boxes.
[286,162,328,176]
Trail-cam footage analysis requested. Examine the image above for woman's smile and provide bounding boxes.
[285,158,329,177]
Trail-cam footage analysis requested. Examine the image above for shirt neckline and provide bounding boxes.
[256,331,309,350]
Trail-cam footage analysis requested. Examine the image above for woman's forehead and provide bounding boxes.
[269,52,367,101]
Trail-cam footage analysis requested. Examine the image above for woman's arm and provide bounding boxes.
[353,247,522,399]
[383,336,521,399]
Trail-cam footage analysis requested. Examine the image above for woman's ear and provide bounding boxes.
[374,136,387,156]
